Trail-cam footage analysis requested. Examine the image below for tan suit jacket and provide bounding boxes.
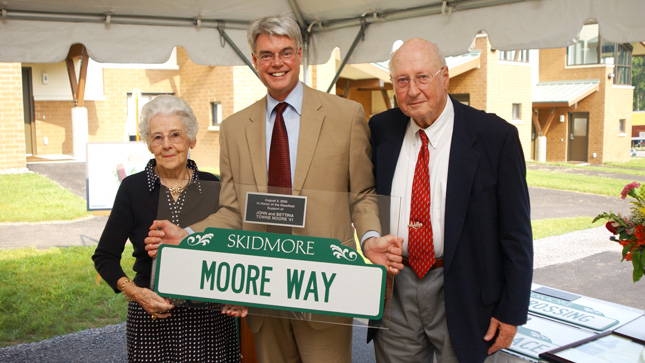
[192,84,381,331]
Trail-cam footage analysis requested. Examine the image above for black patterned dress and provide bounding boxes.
[93,159,240,362]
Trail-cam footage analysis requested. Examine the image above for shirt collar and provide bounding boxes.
[409,97,454,149]
[266,81,303,116]
[145,159,200,193]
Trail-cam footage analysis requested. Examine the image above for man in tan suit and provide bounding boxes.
[145,15,403,363]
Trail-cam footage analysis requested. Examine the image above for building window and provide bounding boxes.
[450,93,470,106]
[498,50,529,62]
[127,92,170,141]
[619,119,626,134]
[512,103,521,120]
[211,101,222,128]
[566,23,632,85]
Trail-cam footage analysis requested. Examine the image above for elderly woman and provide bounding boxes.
[92,95,240,362]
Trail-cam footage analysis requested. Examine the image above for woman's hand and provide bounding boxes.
[120,277,174,320]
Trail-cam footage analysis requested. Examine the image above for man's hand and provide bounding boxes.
[362,235,404,274]
[221,305,248,318]
[144,220,189,258]
[484,317,518,355]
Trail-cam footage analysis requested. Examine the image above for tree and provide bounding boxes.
[634,56,645,111]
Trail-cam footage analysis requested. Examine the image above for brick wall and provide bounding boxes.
[177,47,232,170]
[0,63,27,171]
[34,65,179,156]
[448,36,533,159]
[538,48,633,164]
[448,36,488,111]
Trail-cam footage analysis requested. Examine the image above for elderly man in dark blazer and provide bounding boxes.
[368,38,533,362]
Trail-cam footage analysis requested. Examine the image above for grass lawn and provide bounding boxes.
[0,245,135,347]
[0,159,641,347]
[526,170,633,196]
[0,173,89,222]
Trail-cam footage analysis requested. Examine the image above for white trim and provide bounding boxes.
[497,60,532,67]
[207,126,221,132]
[34,95,106,102]
[564,64,613,70]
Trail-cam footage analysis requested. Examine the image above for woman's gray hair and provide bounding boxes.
[247,15,302,54]
[138,95,198,145]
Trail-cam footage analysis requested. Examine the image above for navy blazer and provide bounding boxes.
[368,97,533,362]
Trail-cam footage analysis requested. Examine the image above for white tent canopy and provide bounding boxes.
[1,0,644,66]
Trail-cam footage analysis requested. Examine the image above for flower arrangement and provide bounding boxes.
[593,181,645,282]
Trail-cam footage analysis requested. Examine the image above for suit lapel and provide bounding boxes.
[293,85,324,195]
[377,110,408,196]
[246,98,269,192]
[443,98,478,270]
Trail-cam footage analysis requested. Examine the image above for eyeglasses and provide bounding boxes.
[149,131,187,147]
[392,67,445,89]
[256,49,296,64]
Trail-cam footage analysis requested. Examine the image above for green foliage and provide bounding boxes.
[593,182,645,282]
[633,250,644,282]
[0,173,89,222]
[0,245,136,346]
[633,56,645,111]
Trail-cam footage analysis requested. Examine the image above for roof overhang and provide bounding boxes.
[447,50,481,78]
[1,0,644,65]
[532,80,600,108]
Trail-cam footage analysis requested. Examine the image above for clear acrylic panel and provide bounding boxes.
[151,179,401,329]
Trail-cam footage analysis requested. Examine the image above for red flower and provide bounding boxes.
[621,182,641,199]
[634,225,645,243]
[605,221,618,234]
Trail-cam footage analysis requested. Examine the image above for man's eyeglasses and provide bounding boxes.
[256,49,296,63]
[149,131,187,147]
[392,67,445,89]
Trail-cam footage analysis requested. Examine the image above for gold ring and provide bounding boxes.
[151,313,157,320]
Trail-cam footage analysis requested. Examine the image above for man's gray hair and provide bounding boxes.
[247,15,302,54]
[139,95,198,144]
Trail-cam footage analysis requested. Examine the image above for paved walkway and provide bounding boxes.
[1,161,643,362]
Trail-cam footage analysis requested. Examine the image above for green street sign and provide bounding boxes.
[154,228,386,320]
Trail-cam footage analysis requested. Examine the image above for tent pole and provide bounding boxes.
[302,31,310,86]
[326,19,368,93]
[217,26,259,79]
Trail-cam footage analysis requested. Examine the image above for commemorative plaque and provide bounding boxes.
[244,192,307,228]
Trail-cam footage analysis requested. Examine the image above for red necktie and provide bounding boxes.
[268,102,291,191]
[408,130,435,279]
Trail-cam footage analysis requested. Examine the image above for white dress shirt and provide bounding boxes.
[391,99,455,258]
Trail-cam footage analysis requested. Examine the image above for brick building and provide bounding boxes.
[338,35,533,160]
[0,28,637,172]
[7,48,337,173]
[533,24,634,164]
[340,31,635,164]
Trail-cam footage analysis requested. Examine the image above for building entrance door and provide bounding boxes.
[22,68,36,155]
[568,112,589,162]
